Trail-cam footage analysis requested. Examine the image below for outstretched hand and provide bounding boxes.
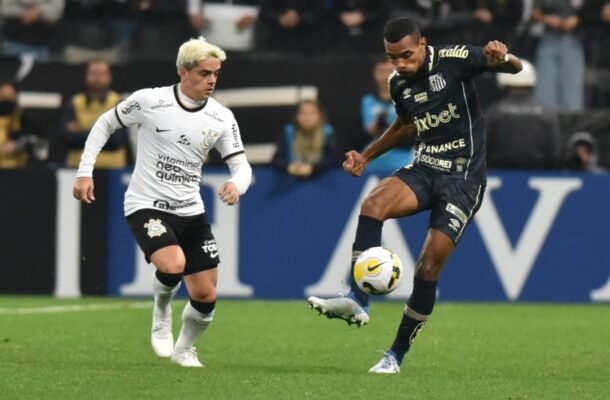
[343,150,367,177]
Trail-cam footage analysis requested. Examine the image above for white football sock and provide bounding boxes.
[174,302,214,350]
[153,273,181,311]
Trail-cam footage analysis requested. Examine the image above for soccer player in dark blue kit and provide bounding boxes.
[308,17,523,373]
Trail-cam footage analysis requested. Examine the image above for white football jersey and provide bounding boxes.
[116,85,245,216]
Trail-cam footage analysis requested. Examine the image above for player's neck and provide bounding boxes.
[177,84,206,109]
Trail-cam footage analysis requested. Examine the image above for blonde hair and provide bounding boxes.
[293,99,327,164]
[176,37,227,71]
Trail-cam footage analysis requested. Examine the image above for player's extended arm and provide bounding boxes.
[362,114,416,162]
[76,108,123,176]
[483,40,522,74]
[73,108,122,203]
[343,115,416,177]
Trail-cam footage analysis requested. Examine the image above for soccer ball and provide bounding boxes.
[353,246,403,295]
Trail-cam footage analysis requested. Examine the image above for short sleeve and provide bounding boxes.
[214,111,245,160]
[114,89,149,128]
[459,45,489,79]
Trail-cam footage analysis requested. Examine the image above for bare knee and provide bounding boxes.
[157,258,186,274]
[188,286,216,303]
[151,247,186,274]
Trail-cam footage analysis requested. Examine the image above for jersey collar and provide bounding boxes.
[422,46,438,74]
[173,84,208,113]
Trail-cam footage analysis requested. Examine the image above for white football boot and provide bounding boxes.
[369,352,400,374]
[171,347,204,368]
[307,295,369,327]
[151,282,181,358]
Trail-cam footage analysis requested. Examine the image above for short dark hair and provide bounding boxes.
[383,17,421,43]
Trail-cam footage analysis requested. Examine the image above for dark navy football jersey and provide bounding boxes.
[390,44,491,183]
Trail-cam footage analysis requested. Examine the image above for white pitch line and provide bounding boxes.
[0,301,152,315]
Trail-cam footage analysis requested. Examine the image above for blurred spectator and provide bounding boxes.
[59,60,128,168]
[188,0,259,52]
[471,0,524,47]
[531,0,585,111]
[580,0,610,65]
[0,81,27,168]
[387,0,434,30]
[256,0,326,55]
[60,0,135,64]
[360,57,413,173]
[580,0,610,107]
[0,0,65,61]
[485,59,563,170]
[328,0,389,54]
[0,80,47,168]
[563,131,606,173]
[130,0,193,60]
[388,0,480,45]
[272,99,339,178]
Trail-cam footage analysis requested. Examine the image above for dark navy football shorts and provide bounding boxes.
[126,209,220,274]
[393,165,486,244]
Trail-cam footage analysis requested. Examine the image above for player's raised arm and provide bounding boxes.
[484,40,523,74]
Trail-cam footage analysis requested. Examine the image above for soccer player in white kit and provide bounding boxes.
[73,37,253,367]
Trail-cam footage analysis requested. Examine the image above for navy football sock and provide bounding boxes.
[390,278,437,363]
[349,215,383,308]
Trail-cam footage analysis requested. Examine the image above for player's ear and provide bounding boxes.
[420,36,427,47]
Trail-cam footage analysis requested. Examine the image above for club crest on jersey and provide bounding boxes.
[144,219,167,238]
[201,129,220,147]
[428,73,446,92]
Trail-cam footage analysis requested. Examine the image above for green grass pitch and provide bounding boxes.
[1,297,609,400]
